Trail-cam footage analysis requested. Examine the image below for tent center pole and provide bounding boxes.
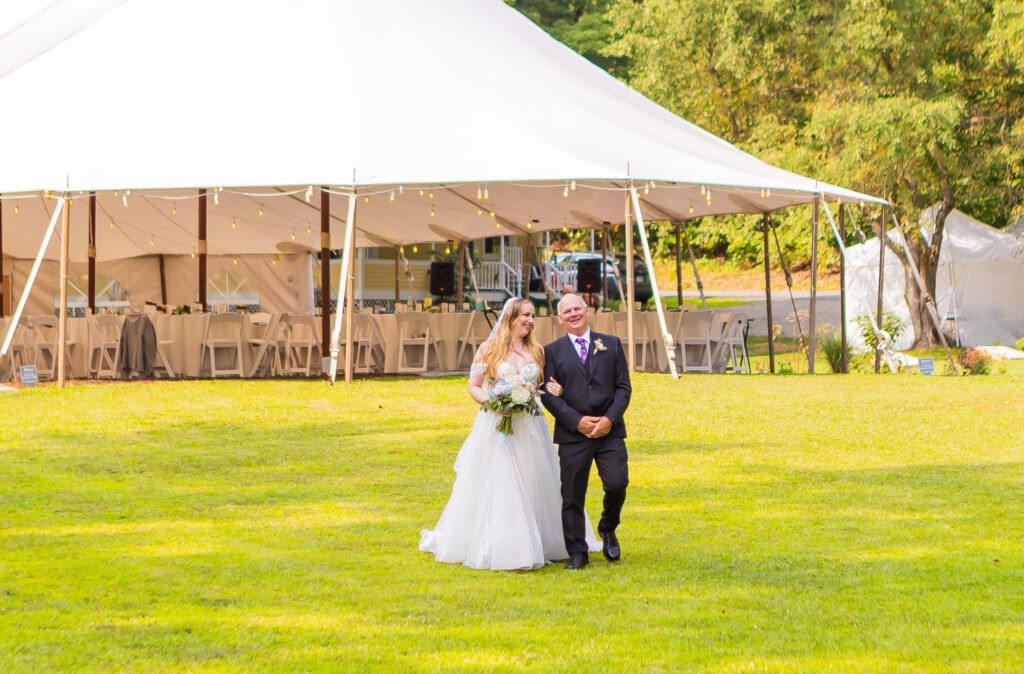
[88,192,96,314]
[762,214,775,373]
[328,192,357,384]
[198,189,207,312]
[321,187,331,352]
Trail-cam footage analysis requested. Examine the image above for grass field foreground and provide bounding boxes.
[1,373,1023,671]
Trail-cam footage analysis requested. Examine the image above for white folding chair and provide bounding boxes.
[352,313,386,373]
[248,313,284,377]
[29,316,70,380]
[89,314,122,379]
[201,312,246,377]
[151,319,176,379]
[722,313,750,374]
[708,311,734,373]
[674,310,713,373]
[396,312,441,373]
[282,315,322,376]
[613,312,658,371]
[455,311,491,370]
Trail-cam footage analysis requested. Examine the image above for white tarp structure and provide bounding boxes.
[844,207,1024,350]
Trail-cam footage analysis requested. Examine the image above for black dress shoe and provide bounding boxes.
[600,530,621,562]
[566,552,589,570]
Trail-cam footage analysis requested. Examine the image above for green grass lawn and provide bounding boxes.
[2,373,1023,672]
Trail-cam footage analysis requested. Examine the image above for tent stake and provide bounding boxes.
[630,186,677,379]
[1,198,65,368]
[57,195,70,388]
[762,214,775,373]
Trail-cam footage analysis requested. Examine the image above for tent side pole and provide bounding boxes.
[522,235,529,300]
[680,220,706,308]
[874,207,887,373]
[158,255,167,306]
[808,196,819,373]
[328,193,356,384]
[624,194,635,373]
[198,189,208,312]
[344,224,355,384]
[1,199,65,364]
[674,223,683,308]
[57,197,70,388]
[394,247,400,305]
[630,187,677,378]
[762,214,775,373]
[0,194,5,318]
[88,192,96,314]
[457,241,464,307]
[320,187,331,351]
[839,205,848,373]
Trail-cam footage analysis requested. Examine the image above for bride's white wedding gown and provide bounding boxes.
[420,362,601,570]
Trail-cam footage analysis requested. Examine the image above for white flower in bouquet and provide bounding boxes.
[510,385,531,405]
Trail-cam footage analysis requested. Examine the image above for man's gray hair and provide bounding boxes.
[557,292,587,315]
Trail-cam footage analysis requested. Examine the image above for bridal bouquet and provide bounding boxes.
[480,364,541,435]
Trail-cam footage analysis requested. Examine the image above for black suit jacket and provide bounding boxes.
[542,332,631,444]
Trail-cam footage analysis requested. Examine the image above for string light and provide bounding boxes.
[389,190,395,202]
[190,251,196,258]
[428,191,434,199]
[305,186,313,202]
[171,206,177,215]
[418,189,424,196]
[649,181,656,190]
[14,203,19,214]
[430,206,435,217]
[445,246,451,254]
[109,219,114,228]
[570,180,576,191]
[149,238,154,246]
[689,206,694,214]
[272,255,278,265]
[766,189,771,197]
[258,207,263,216]
[477,186,482,200]
[477,208,482,216]
[489,210,495,218]
[484,185,489,199]
[232,258,238,265]
[46,190,52,200]
[214,191,220,206]
[231,219,237,228]
[398,185,404,195]
[364,196,369,203]
[306,225,312,234]
[526,222,532,229]
[122,194,128,207]
[290,231,296,240]
[563,183,569,198]
[412,245,418,253]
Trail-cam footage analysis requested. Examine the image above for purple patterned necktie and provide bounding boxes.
[576,337,588,364]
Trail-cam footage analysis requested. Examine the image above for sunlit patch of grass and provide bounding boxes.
[2,373,1023,671]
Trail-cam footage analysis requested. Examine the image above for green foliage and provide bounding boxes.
[820,333,847,374]
[1017,336,1024,351]
[957,347,994,375]
[855,312,905,351]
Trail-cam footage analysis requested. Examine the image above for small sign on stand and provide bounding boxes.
[918,357,934,376]
[19,365,39,387]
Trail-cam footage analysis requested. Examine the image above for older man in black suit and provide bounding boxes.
[542,293,631,570]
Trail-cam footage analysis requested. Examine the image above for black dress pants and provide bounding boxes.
[557,435,628,555]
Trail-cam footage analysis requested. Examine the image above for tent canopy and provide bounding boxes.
[0,0,885,262]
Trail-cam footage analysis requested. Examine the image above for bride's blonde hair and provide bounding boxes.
[482,299,544,379]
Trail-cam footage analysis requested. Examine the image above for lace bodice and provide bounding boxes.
[470,361,540,385]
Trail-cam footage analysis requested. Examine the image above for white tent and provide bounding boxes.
[0,0,885,382]
[0,0,884,262]
[844,206,1024,350]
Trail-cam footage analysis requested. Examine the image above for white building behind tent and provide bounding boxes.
[844,206,1024,351]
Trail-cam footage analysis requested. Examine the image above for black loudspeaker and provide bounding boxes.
[430,261,456,296]
[577,259,602,293]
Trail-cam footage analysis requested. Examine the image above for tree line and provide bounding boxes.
[508,0,1023,345]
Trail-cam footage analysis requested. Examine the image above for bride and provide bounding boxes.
[420,298,600,570]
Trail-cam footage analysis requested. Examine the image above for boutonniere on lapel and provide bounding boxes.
[593,338,607,353]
